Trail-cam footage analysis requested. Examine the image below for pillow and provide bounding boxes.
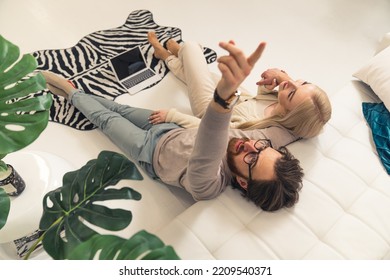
[353,46,390,112]
[362,102,390,174]
[375,32,390,54]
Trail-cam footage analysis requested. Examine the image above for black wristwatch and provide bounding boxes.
[213,89,241,109]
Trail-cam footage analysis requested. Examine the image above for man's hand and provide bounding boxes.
[215,40,266,100]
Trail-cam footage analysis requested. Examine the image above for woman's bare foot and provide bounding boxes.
[148,31,172,60]
[41,71,76,98]
[166,39,181,57]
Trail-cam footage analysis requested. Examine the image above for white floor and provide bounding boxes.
[0,0,389,259]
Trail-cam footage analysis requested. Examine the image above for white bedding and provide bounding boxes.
[2,56,390,261]
[2,73,389,261]
[156,80,390,260]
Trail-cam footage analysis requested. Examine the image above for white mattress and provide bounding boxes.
[2,79,389,261]
[156,80,390,260]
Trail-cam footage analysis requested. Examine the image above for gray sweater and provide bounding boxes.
[153,104,297,201]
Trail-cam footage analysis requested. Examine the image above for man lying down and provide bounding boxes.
[42,38,303,212]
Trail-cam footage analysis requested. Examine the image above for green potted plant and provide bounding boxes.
[24,150,180,260]
[0,34,52,230]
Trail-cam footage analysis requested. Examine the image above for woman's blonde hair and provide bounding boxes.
[237,85,332,138]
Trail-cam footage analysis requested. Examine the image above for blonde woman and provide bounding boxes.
[148,32,331,139]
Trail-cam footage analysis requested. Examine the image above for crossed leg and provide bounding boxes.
[148,31,215,118]
[41,71,180,176]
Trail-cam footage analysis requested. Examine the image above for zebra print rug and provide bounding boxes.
[33,10,217,130]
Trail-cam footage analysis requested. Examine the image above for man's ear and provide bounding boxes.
[235,176,248,190]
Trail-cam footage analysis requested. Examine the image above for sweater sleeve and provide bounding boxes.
[185,104,232,200]
[166,108,201,129]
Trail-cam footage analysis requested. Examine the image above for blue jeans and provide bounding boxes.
[70,90,180,178]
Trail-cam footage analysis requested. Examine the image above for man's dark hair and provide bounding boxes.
[232,146,304,211]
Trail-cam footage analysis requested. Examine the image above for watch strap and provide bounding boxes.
[213,89,240,109]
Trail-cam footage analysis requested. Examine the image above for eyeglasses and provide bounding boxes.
[243,139,272,182]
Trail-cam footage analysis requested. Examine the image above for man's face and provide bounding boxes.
[226,137,282,186]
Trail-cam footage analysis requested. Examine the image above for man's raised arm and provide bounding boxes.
[186,40,267,199]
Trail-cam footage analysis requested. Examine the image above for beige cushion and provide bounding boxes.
[353,45,390,111]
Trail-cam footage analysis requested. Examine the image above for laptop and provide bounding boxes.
[109,46,162,94]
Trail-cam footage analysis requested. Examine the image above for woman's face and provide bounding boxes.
[277,80,317,113]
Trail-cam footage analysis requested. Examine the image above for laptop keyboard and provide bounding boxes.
[122,69,155,88]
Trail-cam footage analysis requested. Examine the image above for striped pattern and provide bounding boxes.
[33,10,217,130]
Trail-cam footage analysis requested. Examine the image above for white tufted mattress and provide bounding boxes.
[156,80,390,260]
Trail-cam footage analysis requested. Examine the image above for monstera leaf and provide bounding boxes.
[0,35,51,232]
[68,231,180,260]
[0,35,52,158]
[32,151,144,260]
[0,188,10,230]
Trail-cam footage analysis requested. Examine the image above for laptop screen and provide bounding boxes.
[110,47,147,80]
